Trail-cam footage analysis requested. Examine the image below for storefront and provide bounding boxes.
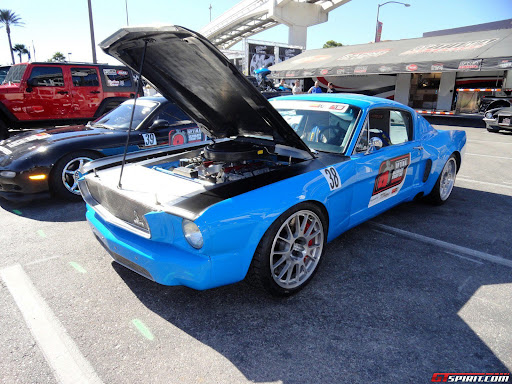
[268,28,512,114]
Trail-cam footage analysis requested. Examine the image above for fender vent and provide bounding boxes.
[423,159,432,183]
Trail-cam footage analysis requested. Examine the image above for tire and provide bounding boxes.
[487,127,500,133]
[0,119,9,140]
[248,202,327,296]
[427,155,457,205]
[50,151,100,201]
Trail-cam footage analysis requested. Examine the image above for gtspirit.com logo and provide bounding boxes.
[432,373,510,382]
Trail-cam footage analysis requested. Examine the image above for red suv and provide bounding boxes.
[0,62,140,139]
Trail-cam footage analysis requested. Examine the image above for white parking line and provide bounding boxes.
[456,177,512,190]
[0,264,104,384]
[468,139,512,144]
[466,153,512,160]
[25,256,60,266]
[370,223,512,269]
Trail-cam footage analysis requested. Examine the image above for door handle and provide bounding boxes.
[57,90,68,95]
[413,146,423,151]
[90,90,100,94]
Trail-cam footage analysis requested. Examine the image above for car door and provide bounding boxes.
[349,108,423,226]
[70,67,103,118]
[24,65,71,120]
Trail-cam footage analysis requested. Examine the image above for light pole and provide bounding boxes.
[125,0,129,25]
[87,0,97,63]
[375,1,410,43]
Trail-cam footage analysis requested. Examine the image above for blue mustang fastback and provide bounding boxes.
[79,26,466,296]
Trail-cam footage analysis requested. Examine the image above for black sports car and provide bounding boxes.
[0,96,204,201]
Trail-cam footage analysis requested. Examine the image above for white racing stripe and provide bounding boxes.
[0,264,104,384]
[370,223,512,269]
[456,177,512,190]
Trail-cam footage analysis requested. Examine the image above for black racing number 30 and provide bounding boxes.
[322,167,341,191]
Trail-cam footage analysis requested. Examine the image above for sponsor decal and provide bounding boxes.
[431,63,444,71]
[103,68,118,75]
[303,70,316,76]
[498,60,512,69]
[369,154,410,207]
[337,49,391,61]
[431,372,510,382]
[269,100,349,113]
[117,70,128,76]
[336,68,347,75]
[285,71,298,77]
[378,65,393,72]
[293,55,331,64]
[108,80,120,86]
[321,167,341,191]
[320,69,329,75]
[400,39,499,55]
[329,105,349,111]
[406,64,418,71]
[354,66,368,74]
[458,59,482,70]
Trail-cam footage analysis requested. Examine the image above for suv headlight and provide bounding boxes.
[182,219,203,249]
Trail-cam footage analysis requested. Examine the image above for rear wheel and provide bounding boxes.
[248,202,327,296]
[50,151,100,201]
[427,155,457,205]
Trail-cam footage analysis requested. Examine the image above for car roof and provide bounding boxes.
[274,93,415,112]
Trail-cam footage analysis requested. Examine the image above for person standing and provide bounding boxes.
[292,80,303,95]
[327,82,336,93]
[308,81,323,94]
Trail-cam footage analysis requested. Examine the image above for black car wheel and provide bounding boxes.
[248,202,327,296]
[51,151,100,201]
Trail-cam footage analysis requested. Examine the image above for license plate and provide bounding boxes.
[187,128,202,142]
[501,117,511,126]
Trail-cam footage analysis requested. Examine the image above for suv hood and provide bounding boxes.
[99,25,312,155]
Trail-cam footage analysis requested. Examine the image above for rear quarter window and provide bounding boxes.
[102,68,132,87]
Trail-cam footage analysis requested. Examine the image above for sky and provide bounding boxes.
[1,0,512,66]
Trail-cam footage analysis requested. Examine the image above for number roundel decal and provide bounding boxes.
[322,167,341,191]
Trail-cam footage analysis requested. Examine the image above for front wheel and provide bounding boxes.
[248,203,327,296]
[51,151,100,201]
[427,155,457,205]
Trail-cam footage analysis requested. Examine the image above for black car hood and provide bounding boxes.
[99,25,312,155]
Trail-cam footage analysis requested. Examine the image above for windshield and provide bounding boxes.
[3,64,27,84]
[91,99,159,130]
[270,100,361,154]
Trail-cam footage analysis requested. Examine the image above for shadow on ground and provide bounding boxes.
[0,197,86,222]
[110,186,511,383]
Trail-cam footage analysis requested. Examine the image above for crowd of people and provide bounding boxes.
[275,79,338,94]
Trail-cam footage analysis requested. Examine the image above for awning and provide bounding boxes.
[268,28,512,78]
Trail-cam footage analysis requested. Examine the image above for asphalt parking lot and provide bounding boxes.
[1,118,511,384]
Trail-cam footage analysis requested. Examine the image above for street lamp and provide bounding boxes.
[375,1,410,43]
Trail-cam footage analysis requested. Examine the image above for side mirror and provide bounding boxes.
[148,119,170,132]
[26,78,36,92]
[366,136,383,154]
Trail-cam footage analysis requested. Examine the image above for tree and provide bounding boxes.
[48,52,66,62]
[0,9,24,65]
[323,40,343,49]
[12,43,29,63]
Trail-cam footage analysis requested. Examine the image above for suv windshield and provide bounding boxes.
[270,99,361,154]
[91,99,159,130]
[3,64,27,84]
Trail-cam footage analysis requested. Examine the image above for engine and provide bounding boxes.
[170,141,282,184]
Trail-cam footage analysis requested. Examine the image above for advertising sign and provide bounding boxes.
[248,43,275,76]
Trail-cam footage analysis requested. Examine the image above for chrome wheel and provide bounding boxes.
[439,157,456,201]
[61,156,92,195]
[270,210,324,290]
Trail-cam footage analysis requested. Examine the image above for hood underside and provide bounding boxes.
[99,25,311,154]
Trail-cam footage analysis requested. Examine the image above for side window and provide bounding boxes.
[147,103,192,128]
[354,120,369,153]
[71,68,99,87]
[389,110,413,144]
[28,67,64,87]
[102,68,132,87]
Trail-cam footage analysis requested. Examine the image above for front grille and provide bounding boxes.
[110,250,154,281]
[86,177,153,233]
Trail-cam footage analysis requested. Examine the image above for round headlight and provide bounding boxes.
[182,219,203,249]
[485,112,493,119]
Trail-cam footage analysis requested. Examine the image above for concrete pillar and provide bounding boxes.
[437,72,456,111]
[394,73,411,106]
[288,25,307,48]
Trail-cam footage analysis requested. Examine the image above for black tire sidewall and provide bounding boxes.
[50,151,99,201]
[250,202,328,296]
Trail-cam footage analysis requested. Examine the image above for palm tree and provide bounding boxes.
[0,10,24,65]
[12,43,29,63]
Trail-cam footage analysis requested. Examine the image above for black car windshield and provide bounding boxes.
[270,99,361,154]
[91,99,159,129]
[3,64,27,84]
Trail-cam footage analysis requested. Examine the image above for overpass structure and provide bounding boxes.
[199,0,351,50]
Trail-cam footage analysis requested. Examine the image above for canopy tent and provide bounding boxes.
[268,29,512,78]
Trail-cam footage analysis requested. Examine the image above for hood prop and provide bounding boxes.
[117,39,151,190]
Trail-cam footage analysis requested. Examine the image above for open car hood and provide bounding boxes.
[100,25,312,154]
